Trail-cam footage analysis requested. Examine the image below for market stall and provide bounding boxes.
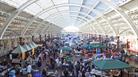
[93,59,130,77]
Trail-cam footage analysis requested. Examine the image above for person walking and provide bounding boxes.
[26,63,32,77]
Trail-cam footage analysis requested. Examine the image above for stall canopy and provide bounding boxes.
[28,43,36,49]
[12,45,27,53]
[31,42,38,48]
[82,43,89,49]
[90,43,106,48]
[22,44,32,51]
[82,43,106,50]
[93,59,130,70]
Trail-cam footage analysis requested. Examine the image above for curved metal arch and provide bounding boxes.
[38,10,93,35]
[45,11,89,21]
[101,16,116,35]
[46,15,87,25]
[39,11,89,34]
[38,10,89,34]
[47,15,88,22]
[80,20,106,35]
[34,3,92,16]
[0,0,38,39]
[87,8,116,35]
[72,17,87,23]
[95,20,106,35]
[40,18,86,34]
[75,0,100,25]
[38,16,86,35]
[21,3,96,36]
[31,16,88,36]
[119,28,131,35]
[23,10,93,36]
[87,23,98,34]
[100,0,138,36]
[39,15,88,34]
[80,0,138,37]
[45,10,93,19]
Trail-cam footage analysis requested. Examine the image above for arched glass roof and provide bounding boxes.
[0,0,137,40]
[0,0,131,27]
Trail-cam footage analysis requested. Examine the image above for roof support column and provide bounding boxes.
[0,0,38,39]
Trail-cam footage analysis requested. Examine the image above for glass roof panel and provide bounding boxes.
[39,12,49,19]
[46,14,72,27]
[1,0,28,8]
[94,2,109,12]
[52,0,68,5]
[69,0,83,5]
[36,0,53,9]
[111,0,131,5]
[46,9,58,14]
[78,13,86,18]
[24,3,43,15]
[69,6,80,12]
[89,11,97,17]
[83,0,98,7]
[1,0,131,28]
[57,7,69,11]
[80,7,89,13]
[70,12,78,16]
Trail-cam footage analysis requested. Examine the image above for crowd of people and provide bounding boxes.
[0,34,127,77]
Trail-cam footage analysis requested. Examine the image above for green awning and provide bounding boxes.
[81,44,88,49]
[62,46,72,52]
[93,59,130,70]
[31,42,38,48]
[90,43,106,48]
[12,45,27,53]
[82,43,106,50]
[22,44,32,51]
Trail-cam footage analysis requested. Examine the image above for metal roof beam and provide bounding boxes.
[20,3,95,36]
[0,0,38,39]
[100,0,138,37]
[88,23,98,34]
[24,10,92,36]
[39,15,88,35]
[101,16,116,35]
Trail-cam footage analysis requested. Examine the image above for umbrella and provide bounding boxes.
[31,42,38,48]
[93,59,130,70]
[12,45,27,53]
[22,44,32,51]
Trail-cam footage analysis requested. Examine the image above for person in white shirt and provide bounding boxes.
[27,64,32,77]
[9,53,12,60]
[8,68,16,77]
[55,58,59,64]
